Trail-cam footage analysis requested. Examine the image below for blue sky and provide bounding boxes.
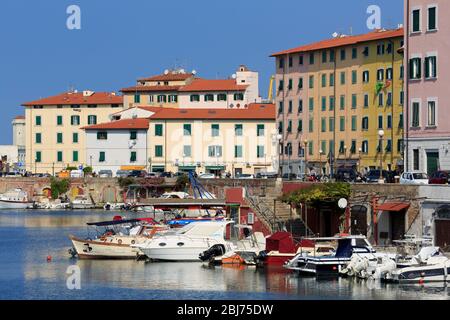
[0,0,403,144]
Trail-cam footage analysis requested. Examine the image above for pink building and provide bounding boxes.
[405,0,450,173]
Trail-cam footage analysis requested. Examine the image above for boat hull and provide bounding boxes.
[141,246,211,261]
[0,200,32,210]
[69,235,143,259]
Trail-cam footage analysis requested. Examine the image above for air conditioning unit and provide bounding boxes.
[247,212,255,225]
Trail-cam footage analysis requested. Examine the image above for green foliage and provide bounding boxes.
[118,177,135,188]
[65,166,78,171]
[175,174,189,191]
[83,166,93,174]
[281,182,351,208]
[50,177,70,199]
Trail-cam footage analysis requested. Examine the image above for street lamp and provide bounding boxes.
[358,147,362,174]
[378,130,385,183]
[343,145,348,169]
[277,134,283,177]
[319,149,323,175]
[303,139,308,179]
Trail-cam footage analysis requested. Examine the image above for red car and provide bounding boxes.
[428,171,450,185]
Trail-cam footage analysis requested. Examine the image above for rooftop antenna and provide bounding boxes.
[349,26,353,35]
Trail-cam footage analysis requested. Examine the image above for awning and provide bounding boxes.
[121,166,145,170]
[179,165,197,170]
[377,202,410,212]
[205,166,225,170]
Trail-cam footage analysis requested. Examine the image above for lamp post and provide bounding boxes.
[319,149,323,175]
[358,147,362,174]
[277,134,283,177]
[343,145,348,169]
[304,139,308,180]
[378,130,385,183]
[148,157,152,172]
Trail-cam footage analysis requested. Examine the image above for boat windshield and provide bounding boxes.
[413,173,428,179]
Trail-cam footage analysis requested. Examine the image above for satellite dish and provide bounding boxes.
[192,70,197,75]
[164,69,169,75]
[332,32,339,38]
[231,74,237,79]
[338,198,348,209]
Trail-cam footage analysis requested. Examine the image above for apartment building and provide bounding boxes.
[271,28,404,176]
[22,91,124,173]
[405,0,450,174]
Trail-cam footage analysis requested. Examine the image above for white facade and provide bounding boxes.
[111,107,156,121]
[12,117,26,147]
[0,145,19,165]
[407,138,450,172]
[178,91,252,109]
[85,130,148,174]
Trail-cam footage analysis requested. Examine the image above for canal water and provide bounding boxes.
[0,210,448,300]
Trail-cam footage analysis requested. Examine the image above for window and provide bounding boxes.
[157,95,167,103]
[350,140,356,154]
[204,94,214,101]
[321,74,327,87]
[279,57,284,69]
[309,75,314,89]
[362,117,369,130]
[309,98,314,111]
[134,94,140,103]
[308,142,313,156]
[412,101,420,127]
[387,42,393,54]
[278,80,284,91]
[329,50,335,62]
[387,92,393,106]
[97,131,107,140]
[377,69,384,81]
[148,95,154,103]
[322,50,327,63]
[155,145,163,157]
[73,133,78,143]
[211,124,220,137]
[428,6,437,31]
[413,149,419,170]
[287,120,292,133]
[234,93,244,101]
[329,140,335,156]
[351,116,357,131]
[352,94,357,109]
[57,133,63,144]
[190,94,200,102]
[288,79,293,90]
[340,49,346,61]
[278,101,284,113]
[309,53,315,64]
[412,9,421,33]
[99,151,106,162]
[217,93,227,101]
[298,77,303,89]
[400,91,404,105]
[257,124,265,136]
[278,122,283,134]
[257,146,265,158]
[298,144,305,157]
[377,140,382,153]
[155,124,163,136]
[385,140,392,152]
[87,104,97,109]
[352,70,357,84]
[329,74,335,87]
[183,124,192,136]
[208,145,222,157]
[386,68,393,80]
[425,56,437,79]
[321,117,326,132]
[35,151,42,163]
[352,48,357,59]
[329,117,335,132]
[35,116,41,126]
[234,145,243,158]
[362,70,369,83]
[339,141,345,154]
[35,133,41,144]
[378,93,384,107]
[409,57,422,79]
[329,96,335,111]
[363,46,369,57]
[130,131,137,140]
[397,139,404,153]
[33,105,44,109]
[298,99,303,113]
[128,151,137,163]
[288,56,293,67]
[288,100,293,113]
[399,113,404,128]
[364,94,369,108]
[377,44,385,55]
[298,120,303,133]
[183,145,191,157]
[71,115,80,126]
[57,116,63,126]
[427,100,436,126]
[320,141,327,155]
[73,151,79,162]
[387,114,392,129]
[57,151,63,162]
[340,117,345,132]
[340,95,345,110]
[400,65,404,79]
[285,143,292,156]
[87,115,97,125]
[308,118,314,132]
[362,141,369,153]
[340,72,346,85]
[299,55,304,65]
[321,97,326,111]
[378,115,383,129]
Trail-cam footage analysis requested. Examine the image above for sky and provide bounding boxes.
[0,0,403,145]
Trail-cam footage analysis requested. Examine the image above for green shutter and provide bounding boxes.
[57,151,63,162]
[235,145,242,158]
[235,124,243,136]
[73,133,78,143]
[57,133,63,144]
[35,151,42,163]
[155,124,163,136]
[155,145,163,157]
[73,151,79,162]
[35,133,41,144]
[35,116,41,126]
[99,152,106,162]
[340,117,345,131]
[351,116,357,131]
[57,116,63,125]
[134,94,140,103]
[130,152,137,162]
[212,124,219,137]
[257,146,264,158]
[257,124,264,136]
[184,124,192,136]
[130,131,137,140]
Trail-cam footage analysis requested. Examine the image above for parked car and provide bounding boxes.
[116,170,130,178]
[282,173,298,180]
[236,173,254,179]
[3,172,22,178]
[198,173,216,179]
[146,172,159,178]
[428,170,450,185]
[365,170,396,183]
[159,172,173,178]
[255,171,278,179]
[400,172,429,185]
[128,170,147,178]
[98,170,113,178]
[335,168,358,182]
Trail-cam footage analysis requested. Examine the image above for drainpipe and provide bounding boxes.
[405,0,410,171]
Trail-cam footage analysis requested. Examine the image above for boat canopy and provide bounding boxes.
[87,219,143,227]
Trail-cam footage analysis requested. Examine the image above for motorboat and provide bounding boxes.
[200,224,266,265]
[69,218,169,259]
[167,216,225,228]
[383,246,450,283]
[103,202,125,211]
[134,220,235,261]
[71,195,95,209]
[285,235,379,277]
[0,188,33,209]
[159,192,192,199]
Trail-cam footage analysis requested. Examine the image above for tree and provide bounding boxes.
[50,177,70,199]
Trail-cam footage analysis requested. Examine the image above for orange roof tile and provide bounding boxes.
[14,115,25,120]
[178,79,248,92]
[138,73,194,82]
[148,103,275,120]
[22,92,123,107]
[82,118,149,130]
[271,28,404,57]
[120,85,181,93]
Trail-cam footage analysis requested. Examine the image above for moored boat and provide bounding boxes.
[0,188,33,209]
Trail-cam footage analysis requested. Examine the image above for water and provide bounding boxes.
[0,210,448,300]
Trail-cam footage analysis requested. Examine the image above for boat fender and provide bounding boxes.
[118,239,123,244]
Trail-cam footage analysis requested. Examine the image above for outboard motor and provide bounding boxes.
[199,244,225,262]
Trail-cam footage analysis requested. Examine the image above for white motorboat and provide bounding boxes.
[71,195,95,209]
[134,220,235,261]
[69,218,169,259]
[0,188,33,209]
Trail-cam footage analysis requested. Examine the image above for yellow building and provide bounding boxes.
[271,28,404,176]
[22,90,124,173]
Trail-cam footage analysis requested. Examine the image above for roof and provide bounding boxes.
[178,79,248,92]
[22,92,123,107]
[120,85,181,93]
[138,73,194,82]
[82,118,149,130]
[271,28,404,57]
[147,103,275,120]
[377,202,410,212]
[14,115,25,120]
